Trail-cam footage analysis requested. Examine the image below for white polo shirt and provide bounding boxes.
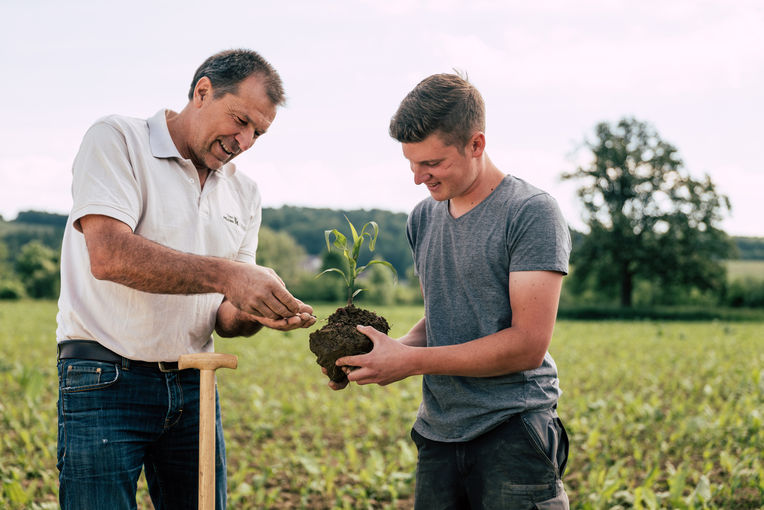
[56,110,262,361]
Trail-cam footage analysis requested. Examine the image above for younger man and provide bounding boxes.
[334,73,572,509]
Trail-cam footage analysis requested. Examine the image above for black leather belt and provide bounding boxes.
[57,340,181,372]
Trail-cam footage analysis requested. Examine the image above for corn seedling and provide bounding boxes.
[316,216,397,306]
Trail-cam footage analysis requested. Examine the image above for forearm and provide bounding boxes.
[408,326,552,378]
[86,222,233,295]
[343,322,551,386]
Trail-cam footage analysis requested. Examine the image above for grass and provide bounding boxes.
[1,301,762,509]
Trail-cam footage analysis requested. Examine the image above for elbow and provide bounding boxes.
[526,351,548,370]
[511,353,546,374]
[88,258,108,280]
[87,241,129,282]
[520,335,552,371]
[88,252,117,281]
[214,316,263,339]
[84,233,122,281]
[82,222,133,282]
[215,324,262,338]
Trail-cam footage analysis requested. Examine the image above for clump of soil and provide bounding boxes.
[309,305,390,384]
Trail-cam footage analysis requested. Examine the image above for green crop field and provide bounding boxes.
[1,301,762,509]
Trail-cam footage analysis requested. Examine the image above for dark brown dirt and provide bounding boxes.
[309,305,390,384]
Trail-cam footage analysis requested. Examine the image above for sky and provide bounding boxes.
[1,0,763,236]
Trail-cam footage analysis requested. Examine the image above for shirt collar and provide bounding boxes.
[148,109,182,159]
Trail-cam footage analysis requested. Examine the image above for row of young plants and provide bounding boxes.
[1,301,761,508]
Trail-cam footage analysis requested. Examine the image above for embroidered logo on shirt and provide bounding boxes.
[223,214,241,226]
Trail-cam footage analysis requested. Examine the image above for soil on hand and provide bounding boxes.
[309,305,390,384]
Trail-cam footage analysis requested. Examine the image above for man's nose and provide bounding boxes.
[235,127,256,152]
[412,165,430,185]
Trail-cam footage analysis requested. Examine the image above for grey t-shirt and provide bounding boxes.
[406,174,571,442]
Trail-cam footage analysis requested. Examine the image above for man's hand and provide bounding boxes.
[335,325,418,386]
[223,263,305,320]
[257,310,316,331]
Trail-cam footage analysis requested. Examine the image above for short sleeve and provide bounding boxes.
[69,120,142,232]
[507,193,571,274]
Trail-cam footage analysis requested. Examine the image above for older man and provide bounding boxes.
[56,49,314,509]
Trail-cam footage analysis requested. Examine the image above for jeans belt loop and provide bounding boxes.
[158,361,178,373]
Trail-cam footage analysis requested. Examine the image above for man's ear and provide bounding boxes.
[192,76,213,107]
[470,132,486,158]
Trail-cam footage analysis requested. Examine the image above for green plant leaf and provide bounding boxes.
[315,268,349,286]
[351,235,363,262]
[364,260,398,284]
[344,217,366,262]
[345,216,359,243]
[324,229,347,254]
[361,221,380,251]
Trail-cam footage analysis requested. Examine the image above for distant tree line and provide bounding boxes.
[734,237,764,260]
[2,206,763,307]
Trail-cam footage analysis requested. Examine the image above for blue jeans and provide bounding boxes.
[57,358,227,509]
[411,408,569,509]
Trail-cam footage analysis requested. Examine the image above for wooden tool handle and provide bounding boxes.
[178,352,238,510]
[177,352,238,371]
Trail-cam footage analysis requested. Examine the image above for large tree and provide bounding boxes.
[563,117,734,307]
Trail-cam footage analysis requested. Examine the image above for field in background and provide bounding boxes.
[1,301,762,509]
[726,259,764,281]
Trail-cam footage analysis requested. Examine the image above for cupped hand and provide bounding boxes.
[258,311,316,331]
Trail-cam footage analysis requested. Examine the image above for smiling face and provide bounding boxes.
[402,132,483,203]
[185,74,277,172]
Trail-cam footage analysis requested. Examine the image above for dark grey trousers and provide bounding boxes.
[411,408,569,509]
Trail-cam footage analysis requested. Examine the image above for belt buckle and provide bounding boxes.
[158,361,179,372]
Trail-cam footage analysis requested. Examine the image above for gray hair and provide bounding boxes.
[188,48,285,106]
